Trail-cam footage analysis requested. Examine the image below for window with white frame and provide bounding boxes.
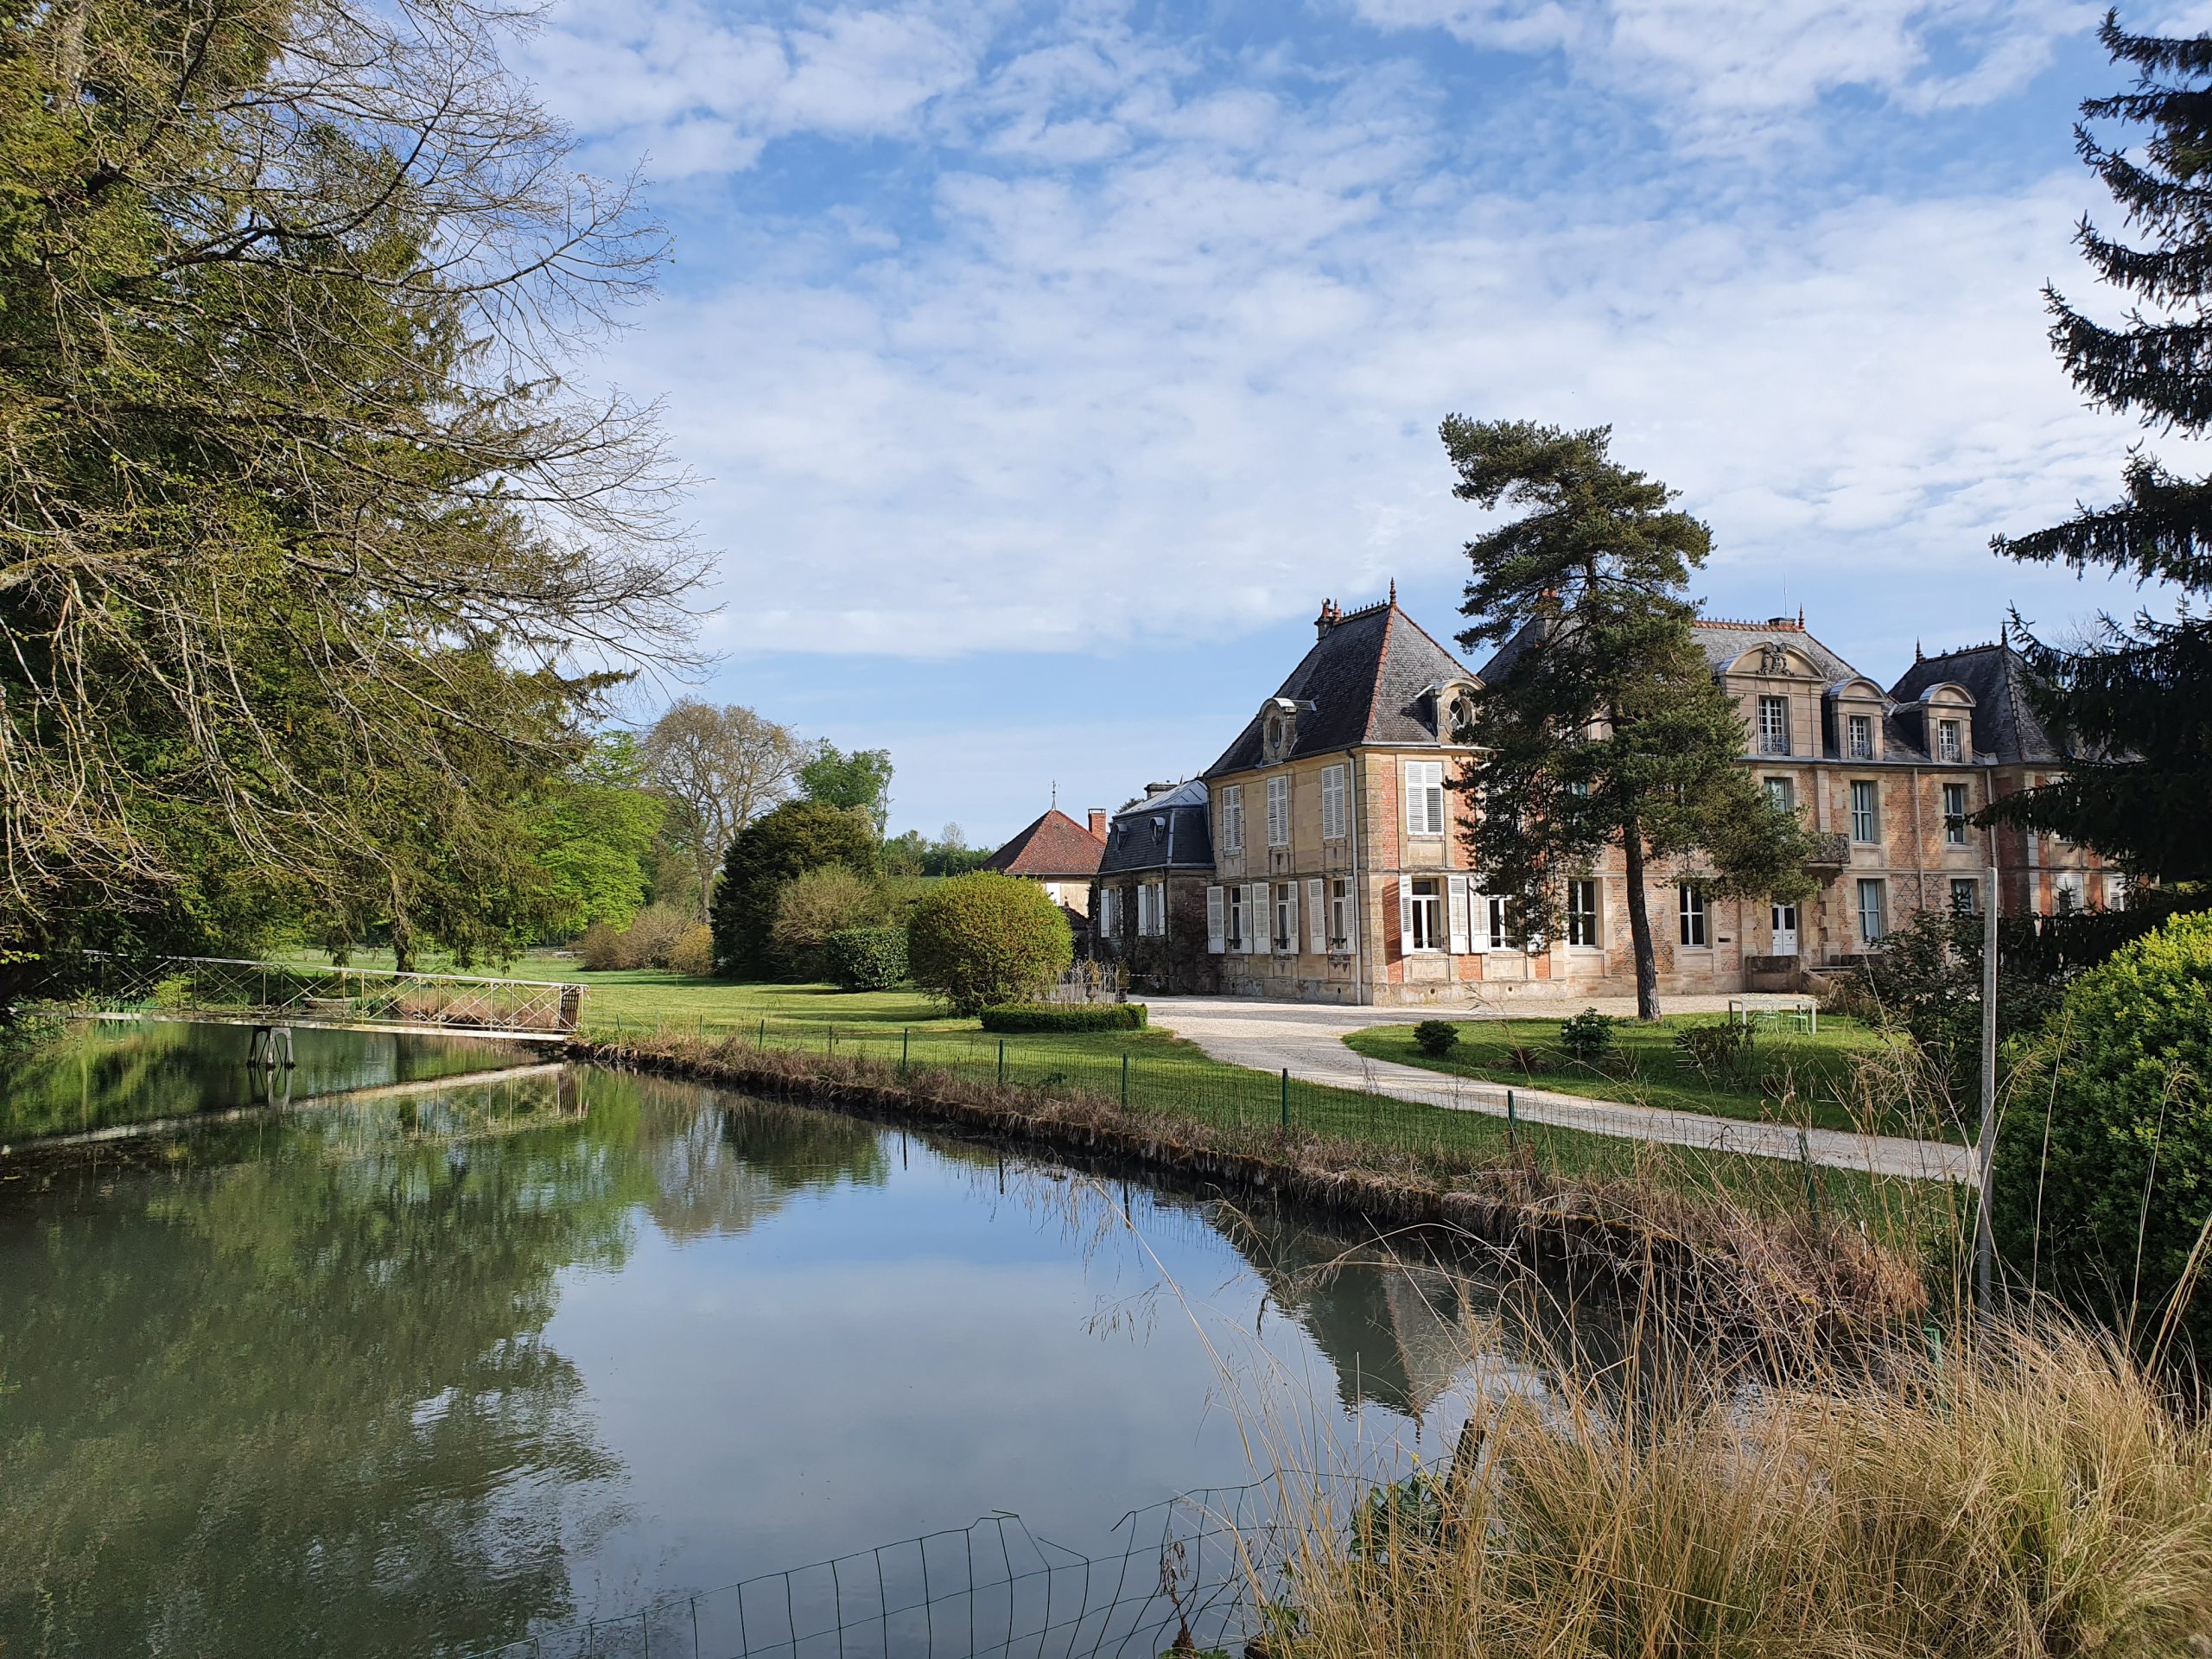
[1403,760,1446,836]
[1265,775,1290,848]
[1847,713,1873,760]
[1328,878,1353,949]
[1484,893,1512,950]
[1758,696,1791,754]
[1950,877,1979,915]
[1942,783,1969,846]
[2054,872,2084,914]
[1405,877,1444,951]
[1677,883,1708,948]
[1850,780,1878,843]
[1856,878,1886,944]
[1567,879,1599,947]
[1936,717,1963,762]
[1220,784,1243,854]
[1274,881,1297,950]
[1100,888,1118,937]
[1764,776,1795,813]
[1141,881,1166,937]
[1320,763,1348,841]
[1225,882,1244,948]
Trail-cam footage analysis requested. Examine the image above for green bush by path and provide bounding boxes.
[1993,912,2212,1351]
[906,873,1071,1015]
[1343,1013,1923,1140]
[981,1002,1147,1033]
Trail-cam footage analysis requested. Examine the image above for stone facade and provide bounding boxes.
[1152,594,2114,1007]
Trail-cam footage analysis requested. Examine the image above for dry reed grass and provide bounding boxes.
[1267,1311,2212,1659]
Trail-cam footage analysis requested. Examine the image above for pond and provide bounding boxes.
[0,1020,1605,1658]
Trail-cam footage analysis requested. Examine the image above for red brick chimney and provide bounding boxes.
[1087,809,1108,840]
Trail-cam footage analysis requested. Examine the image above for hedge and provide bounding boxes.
[827,925,908,991]
[980,1002,1149,1033]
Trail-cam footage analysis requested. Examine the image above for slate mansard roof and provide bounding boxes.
[1890,641,2064,766]
[986,808,1106,880]
[1098,779,1213,876]
[1204,598,1480,778]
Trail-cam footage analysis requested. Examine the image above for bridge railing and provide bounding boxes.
[34,955,586,1034]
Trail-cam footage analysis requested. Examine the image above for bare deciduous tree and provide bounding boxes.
[1,0,705,944]
[641,702,803,920]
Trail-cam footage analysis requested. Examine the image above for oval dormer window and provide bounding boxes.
[1448,692,1476,738]
[1266,714,1285,755]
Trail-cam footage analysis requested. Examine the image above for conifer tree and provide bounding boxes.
[1445,418,1815,1020]
[1990,13,2212,883]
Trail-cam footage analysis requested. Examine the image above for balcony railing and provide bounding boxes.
[1805,831,1850,866]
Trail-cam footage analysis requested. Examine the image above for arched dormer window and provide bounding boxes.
[1428,678,1481,743]
[1259,697,1302,763]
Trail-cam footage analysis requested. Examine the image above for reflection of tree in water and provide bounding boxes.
[592,1071,891,1242]
[0,1089,653,1659]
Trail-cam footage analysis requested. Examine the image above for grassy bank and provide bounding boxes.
[1342,1013,1955,1141]
[582,1027,1937,1338]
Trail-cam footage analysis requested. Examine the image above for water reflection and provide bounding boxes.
[0,1049,1617,1658]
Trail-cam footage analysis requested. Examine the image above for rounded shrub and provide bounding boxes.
[980,1002,1147,1033]
[827,925,908,991]
[577,921,623,972]
[709,800,879,979]
[772,865,885,981]
[1413,1019,1460,1058]
[1559,1007,1617,1064]
[906,873,1072,1016]
[1992,911,2212,1347]
[667,924,715,978]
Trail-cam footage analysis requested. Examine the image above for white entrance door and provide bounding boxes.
[1770,903,1799,957]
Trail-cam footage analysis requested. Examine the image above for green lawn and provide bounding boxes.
[1342,1014,1964,1143]
[254,953,1951,1230]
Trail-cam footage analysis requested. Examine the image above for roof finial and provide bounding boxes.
[1915,638,1923,661]
[1051,779,1058,809]
[1388,578,1396,606]
[1797,604,1804,627]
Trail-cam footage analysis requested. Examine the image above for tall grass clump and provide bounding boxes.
[1268,1313,2212,1659]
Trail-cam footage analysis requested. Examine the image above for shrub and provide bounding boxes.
[980,1001,1147,1033]
[667,924,715,978]
[1504,1043,1547,1076]
[614,903,692,969]
[906,873,1072,1015]
[709,799,879,979]
[1672,1020,1752,1079]
[1413,1019,1460,1058]
[1558,1007,1616,1064]
[827,925,908,991]
[1993,911,2212,1351]
[771,866,885,981]
[578,922,623,972]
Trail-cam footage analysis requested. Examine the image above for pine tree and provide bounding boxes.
[1445,418,1816,1020]
[1989,13,2212,883]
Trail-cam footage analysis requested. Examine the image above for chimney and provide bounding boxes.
[1143,780,1174,799]
[1314,597,1340,638]
[1087,809,1108,840]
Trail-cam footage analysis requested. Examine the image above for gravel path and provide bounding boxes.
[1143,996,1974,1184]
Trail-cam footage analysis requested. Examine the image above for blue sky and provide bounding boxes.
[520,0,2204,844]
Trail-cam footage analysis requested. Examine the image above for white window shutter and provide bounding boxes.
[1447,874,1471,955]
[1247,883,1266,952]
[1205,886,1224,953]
[1306,878,1325,953]
[1402,761,1419,836]
[1397,876,1412,952]
[1341,883,1357,950]
[1283,881,1299,951]
[1426,762,1446,836]
[1469,891,1491,953]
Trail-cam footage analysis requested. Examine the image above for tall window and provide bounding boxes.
[1142,881,1166,937]
[1677,884,1708,948]
[1942,783,1968,846]
[1406,878,1444,951]
[1485,894,1512,950]
[1950,878,1979,916]
[1850,780,1878,843]
[1936,717,1963,762]
[1567,879,1599,947]
[1856,879,1886,944]
[2055,873,2084,914]
[1320,763,1348,840]
[1764,776,1795,812]
[1329,878,1353,948]
[1225,883,1244,948]
[1274,881,1297,948]
[1220,784,1243,854]
[1847,713,1873,759]
[1265,775,1289,848]
[1757,696,1791,754]
[1404,760,1446,836]
[1100,888,1118,938]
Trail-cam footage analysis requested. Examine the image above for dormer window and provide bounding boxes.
[1265,713,1286,753]
[1847,714,1872,760]
[1936,718,1963,762]
[1259,698,1302,763]
[1429,678,1480,742]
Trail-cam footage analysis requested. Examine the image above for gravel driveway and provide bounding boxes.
[1143,995,1974,1184]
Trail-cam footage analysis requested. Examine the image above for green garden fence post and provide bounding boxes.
[758,1018,766,1050]
[1280,1067,1290,1131]
[902,1028,910,1072]
[1121,1052,1129,1109]
[1506,1088,1517,1158]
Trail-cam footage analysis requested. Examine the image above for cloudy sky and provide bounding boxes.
[522,0,2196,844]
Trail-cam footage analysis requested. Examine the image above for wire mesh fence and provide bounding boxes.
[466,1482,1299,1659]
[30,954,583,1033]
[579,1007,1892,1226]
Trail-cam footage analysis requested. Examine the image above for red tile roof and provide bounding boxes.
[987,808,1106,880]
